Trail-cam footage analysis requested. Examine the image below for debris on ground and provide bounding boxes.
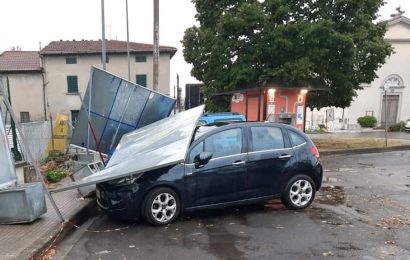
[39,154,73,184]
[322,251,335,256]
[377,216,410,228]
[316,186,346,205]
[384,241,396,245]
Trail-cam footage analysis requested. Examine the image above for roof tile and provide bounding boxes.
[40,40,177,55]
[0,51,42,72]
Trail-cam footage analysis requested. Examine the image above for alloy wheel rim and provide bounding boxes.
[151,193,177,223]
[289,180,313,207]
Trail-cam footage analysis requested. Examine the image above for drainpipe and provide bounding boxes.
[40,54,47,121]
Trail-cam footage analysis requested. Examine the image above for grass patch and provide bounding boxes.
[312,138,410,150]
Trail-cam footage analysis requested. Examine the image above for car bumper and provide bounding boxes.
[96,183,143,220]
[314,162,323,190]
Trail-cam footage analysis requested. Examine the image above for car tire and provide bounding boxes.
[142,187,180,226]
[281,175,316,210]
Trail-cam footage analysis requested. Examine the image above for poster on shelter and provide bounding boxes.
[296,106,304,125]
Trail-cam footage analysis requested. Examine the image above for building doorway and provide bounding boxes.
[381,95,399,127]
[246,96,260,121]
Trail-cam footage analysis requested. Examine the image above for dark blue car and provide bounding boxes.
[96,122,323,226]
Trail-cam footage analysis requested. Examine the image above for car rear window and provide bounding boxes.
[250,127,284,151]
[288,130,306,147]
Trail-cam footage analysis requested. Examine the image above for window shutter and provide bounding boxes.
[67,76,79,93]
[136,74,147,87]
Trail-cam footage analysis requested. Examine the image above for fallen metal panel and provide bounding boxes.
[0,110,17,189]
[51,105,205,193]
[70,67,176,155]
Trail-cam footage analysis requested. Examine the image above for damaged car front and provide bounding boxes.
[96,164,185,221]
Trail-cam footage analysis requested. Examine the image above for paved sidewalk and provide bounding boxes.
[0,184,93,259]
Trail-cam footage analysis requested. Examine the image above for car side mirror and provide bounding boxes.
[193,152,213,168]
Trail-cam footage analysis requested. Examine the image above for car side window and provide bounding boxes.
[189,141,204,162]
[288,130,306,147]
[204,128,242,159]
[250,126,284,151]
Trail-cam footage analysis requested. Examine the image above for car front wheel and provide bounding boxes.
[282,175,316,210]
[142,187,180,226]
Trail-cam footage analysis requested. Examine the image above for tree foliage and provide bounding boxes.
[183,0,393,110]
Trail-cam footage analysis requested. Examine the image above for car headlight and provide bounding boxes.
[108,175,139,186]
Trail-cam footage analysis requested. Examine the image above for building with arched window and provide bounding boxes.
[306,15,410,130]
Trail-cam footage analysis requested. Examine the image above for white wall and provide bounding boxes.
[0,73,44,122]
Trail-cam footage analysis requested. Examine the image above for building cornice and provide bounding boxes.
[385,38,410,43]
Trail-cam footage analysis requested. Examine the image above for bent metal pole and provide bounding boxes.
[1,96,65,223]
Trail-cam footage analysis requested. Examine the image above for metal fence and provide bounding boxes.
[5,121,51,163]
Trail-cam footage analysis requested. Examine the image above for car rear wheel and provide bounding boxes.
[282,175,316,210]
[142,187,180,226]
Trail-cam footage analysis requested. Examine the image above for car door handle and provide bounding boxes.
[278,154,293,160]
[232,161,246,166]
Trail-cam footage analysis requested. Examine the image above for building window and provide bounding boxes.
[71,110,80,127]
[66,57,77,64]
[365,111,374,117]
[20,112,30,123]
[67,76,79,93]
[135,55,147,63]
[136,74,147,87]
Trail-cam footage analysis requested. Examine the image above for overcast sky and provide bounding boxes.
[0,0,409,96]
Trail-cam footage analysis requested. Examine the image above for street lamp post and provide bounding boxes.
[126,0,131,81]
[153,0,159,91]
[384,86,389,147]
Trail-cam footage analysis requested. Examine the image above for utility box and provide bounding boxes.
[71,153,104,196]
[0,183,46,224]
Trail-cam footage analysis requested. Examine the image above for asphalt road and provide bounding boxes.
[55,151,410,260]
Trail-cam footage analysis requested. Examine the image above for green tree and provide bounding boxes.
[183,0,393,111]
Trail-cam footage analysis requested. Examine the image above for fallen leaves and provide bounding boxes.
[377,215,410,228]
[322,251,335,257]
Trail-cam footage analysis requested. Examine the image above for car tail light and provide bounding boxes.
[310,145,320,160]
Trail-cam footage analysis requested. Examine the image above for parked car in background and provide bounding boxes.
[405,119,410,131]
[96,122,323,226]
[197,112,246,125]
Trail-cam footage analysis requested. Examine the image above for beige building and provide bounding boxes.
[0,51,45,122]
[40,40,177,123]
[306,14,410,130]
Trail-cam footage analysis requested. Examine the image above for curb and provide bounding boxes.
[26,199,97,259]
[320,145,410,156]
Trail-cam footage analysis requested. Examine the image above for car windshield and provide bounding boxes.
[192,125,218,141]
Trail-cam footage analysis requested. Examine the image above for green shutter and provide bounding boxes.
[136,74,147,87]
[67,76,78,93]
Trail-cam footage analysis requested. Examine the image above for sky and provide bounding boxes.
[0,0,409,97]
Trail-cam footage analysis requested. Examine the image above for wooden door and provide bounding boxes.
[381,95,399,127]
[246,96,260,121]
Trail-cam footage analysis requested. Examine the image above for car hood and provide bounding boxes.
[52,105,205,192]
